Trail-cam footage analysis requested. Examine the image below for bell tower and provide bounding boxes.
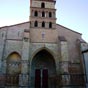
[30,0,56,29]
[30,0,56,42]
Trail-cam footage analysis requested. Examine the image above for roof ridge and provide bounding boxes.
[0,21,29,29]
[57,23,82,35]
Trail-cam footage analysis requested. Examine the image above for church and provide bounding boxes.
[0,0,87,88]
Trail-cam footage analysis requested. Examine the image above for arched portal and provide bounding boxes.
[6,52,21,86]
[31,49,56,88]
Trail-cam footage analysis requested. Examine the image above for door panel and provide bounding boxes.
[35,69,48,88]
[42,69,48,88]
[35,69,41,88]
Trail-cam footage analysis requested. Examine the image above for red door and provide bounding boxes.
[35,69,48,88]
[42,69,48,88]
[35,69,41,88]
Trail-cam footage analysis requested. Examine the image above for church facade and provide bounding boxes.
[0,0,87,88]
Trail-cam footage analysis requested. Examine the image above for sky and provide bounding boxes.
[0,0,88,42]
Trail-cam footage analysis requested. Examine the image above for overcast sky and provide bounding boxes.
[0,0,88,42]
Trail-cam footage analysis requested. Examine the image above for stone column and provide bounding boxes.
[59,36,70,87]
[53,12,55,18]
[1,60,7,74]
[80,40,88,88]
[19,30,30,87]
[38,11,41,17]
[32,10,34,17]
[0,32,7,74]
[61,41,70,86]
[38,22,41,28]
[46,11,49,18]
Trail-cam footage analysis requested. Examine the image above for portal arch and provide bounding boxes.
[31,47,56,62]
[31,49,56,88]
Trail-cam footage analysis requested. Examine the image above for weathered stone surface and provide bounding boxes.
[19,74,29,86]
[4,40,22,59]
[81,42,88,51]
[31,1,55,8]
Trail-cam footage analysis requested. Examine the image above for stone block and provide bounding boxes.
[19,74,29,86]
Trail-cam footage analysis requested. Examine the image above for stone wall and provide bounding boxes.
[0,22,29,74]
[56,24,81,63]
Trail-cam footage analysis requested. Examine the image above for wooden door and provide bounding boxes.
[35,69,41,88]
[35,69,48,88]
[42,69,48,88]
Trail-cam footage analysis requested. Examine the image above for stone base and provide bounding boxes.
[19,74,29,87]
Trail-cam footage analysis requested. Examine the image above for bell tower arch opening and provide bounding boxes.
[31,49,56,88]
[41,2,45,8]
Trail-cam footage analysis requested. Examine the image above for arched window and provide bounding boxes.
[41,2,45,8]
[42,11,45,17]
[34,11,38,17]
[42,21,45,27]
[49,12,52,17]
[49,22,52,28]
[34,21,38,27]
[6,52,21,86]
